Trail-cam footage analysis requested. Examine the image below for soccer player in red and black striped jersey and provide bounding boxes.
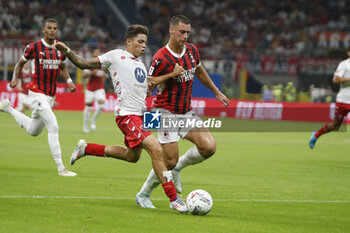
[0,18,77,176]
[136,15,230,208]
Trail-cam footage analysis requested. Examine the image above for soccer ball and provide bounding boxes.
[186,189,213,215]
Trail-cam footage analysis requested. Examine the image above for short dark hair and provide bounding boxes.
[124,24,149,40]
[43,18,58,27]
[169,15,190,27]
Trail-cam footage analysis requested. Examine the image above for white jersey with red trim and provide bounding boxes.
[334,58,350,104]
[98,49,147,116]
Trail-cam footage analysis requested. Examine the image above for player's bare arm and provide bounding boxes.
[60,63,77,92]
[195,65,230,106]
[54,42,101,70]
[10,59,27,88]
[147,63,185,85]
[333,75,350,83]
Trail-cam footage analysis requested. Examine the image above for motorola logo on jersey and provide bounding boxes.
[134,67,146,83]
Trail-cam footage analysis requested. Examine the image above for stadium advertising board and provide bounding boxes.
[0,81,341,124]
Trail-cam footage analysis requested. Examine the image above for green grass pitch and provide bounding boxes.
[0,110,350,233]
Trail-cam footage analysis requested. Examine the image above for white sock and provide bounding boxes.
[48,132,64,171]
[91,104,103,122]
[139,169,160,196]
[175,146,205,170]
[6,106,31,130]
[83,106,92,127]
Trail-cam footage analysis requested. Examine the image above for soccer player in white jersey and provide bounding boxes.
[310,46,350,148]
[54,24,188,212]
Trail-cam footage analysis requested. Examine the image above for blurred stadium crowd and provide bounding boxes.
[0,0,119,49]
[136,0,349,58]
[1,0,349,57]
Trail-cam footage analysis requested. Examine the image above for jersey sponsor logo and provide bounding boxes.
[176,67,196,83]
[134,67,146,83]
[39,59,61,69]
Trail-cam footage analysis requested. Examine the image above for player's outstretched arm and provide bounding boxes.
[195,65,230,107]
[54,42,101,70]
[147,63,185,85]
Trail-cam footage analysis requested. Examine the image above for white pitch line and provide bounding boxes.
[0,195,349,203]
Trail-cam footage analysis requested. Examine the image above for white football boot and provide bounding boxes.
[136,192,156,208]
[58,168,77,177]
[71,139,87,165]
[170,197,188,213]
[0,99,10,112]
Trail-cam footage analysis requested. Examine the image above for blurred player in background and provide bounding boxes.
[136,15,230,208]
[309,46,350,149]
[16,62,32,112]
[54,24,188,212]
[82,49,109,133]
[0,18,77,177]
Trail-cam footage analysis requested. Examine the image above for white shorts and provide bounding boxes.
[28,91,55,119]
[85,89,106,104]
[18,93,31,106]
[156,108,203,144]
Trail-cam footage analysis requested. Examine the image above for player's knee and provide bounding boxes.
[126,156,139,163]
[198,139,216,158]
[28,129,42,136]
[151,146,163,161]
[125,152,140,163]
[165,157,178,170]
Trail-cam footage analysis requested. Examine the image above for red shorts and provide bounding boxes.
[115,115,152,148]
[334,102,350,121]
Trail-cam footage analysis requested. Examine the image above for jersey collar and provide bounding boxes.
[166,44,186,58]
[41,38,56,48]
[125,50,140,61]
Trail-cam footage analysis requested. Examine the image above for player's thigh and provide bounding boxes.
[85,90,94,104]
[38,108,59,132]
[141,134,163,159]
[27,117,45,136]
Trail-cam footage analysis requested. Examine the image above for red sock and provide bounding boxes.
[162,181,177,202]
[85,143,106,157]
[315,124,329,138]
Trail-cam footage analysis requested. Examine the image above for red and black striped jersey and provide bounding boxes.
[22,39,66,96]
[149,43,201,114]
